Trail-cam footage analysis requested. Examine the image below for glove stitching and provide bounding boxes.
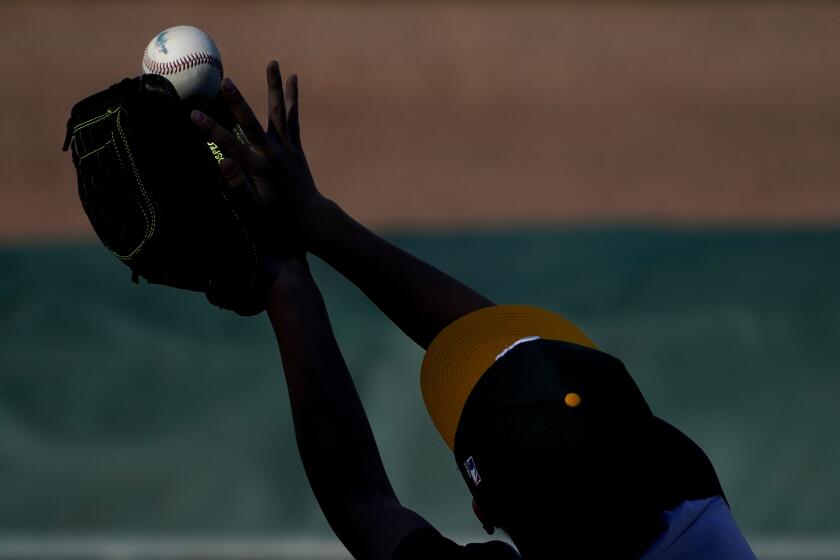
[69,105,152,261]
[115,109,157,241]
[72,108,116,133]
[108,128,149,261]
[99,110,157,262]
[77,139,113,162]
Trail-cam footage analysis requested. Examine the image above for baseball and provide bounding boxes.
[142,25,223,102]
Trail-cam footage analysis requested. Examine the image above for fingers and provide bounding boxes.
[218,157,265,216]
[219,157,250,190]
[221,78,268,150]
[286,74,302,149]
[192,110,261,203]
[191,110,246,162]
[266,60,288,144]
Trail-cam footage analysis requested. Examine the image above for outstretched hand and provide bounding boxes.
[191,61,324,257]
[194,60,492,343]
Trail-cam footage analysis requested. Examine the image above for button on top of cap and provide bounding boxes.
[565,392,582,407]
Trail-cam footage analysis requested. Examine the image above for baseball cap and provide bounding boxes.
[420,304,726,513]
[420,305,598,450]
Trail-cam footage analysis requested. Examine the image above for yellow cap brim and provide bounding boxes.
[420,305,596,450]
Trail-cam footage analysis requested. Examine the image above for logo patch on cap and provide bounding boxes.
[464,456,481,486]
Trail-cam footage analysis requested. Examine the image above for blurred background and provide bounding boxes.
[1,1,839,559]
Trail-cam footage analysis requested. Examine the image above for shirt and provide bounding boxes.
[392,496,755,559]
[640,496,756,560]
[392,528,520,560]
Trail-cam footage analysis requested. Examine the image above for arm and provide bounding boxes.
[266,258,431,558]
[307,200,494,348]
[193,63,493,349]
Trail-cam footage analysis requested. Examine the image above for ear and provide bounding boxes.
[472,498,496,535]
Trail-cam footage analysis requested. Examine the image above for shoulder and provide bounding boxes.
[392,527,520,560]
[640,497,757,560]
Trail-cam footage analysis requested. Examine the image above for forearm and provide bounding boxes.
[266,262,398,544]
[193,67,491,349]
[306,198,494,349]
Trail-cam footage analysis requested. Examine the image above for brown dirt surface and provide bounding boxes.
[2,2,840,241]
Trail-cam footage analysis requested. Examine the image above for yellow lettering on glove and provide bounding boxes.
[206,142,224,163]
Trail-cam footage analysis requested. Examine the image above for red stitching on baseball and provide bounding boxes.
[143,51,223,76]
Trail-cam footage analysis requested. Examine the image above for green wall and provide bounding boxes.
[1,228,838,537]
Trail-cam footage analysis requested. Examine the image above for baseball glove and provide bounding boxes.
[63,74,272,315]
